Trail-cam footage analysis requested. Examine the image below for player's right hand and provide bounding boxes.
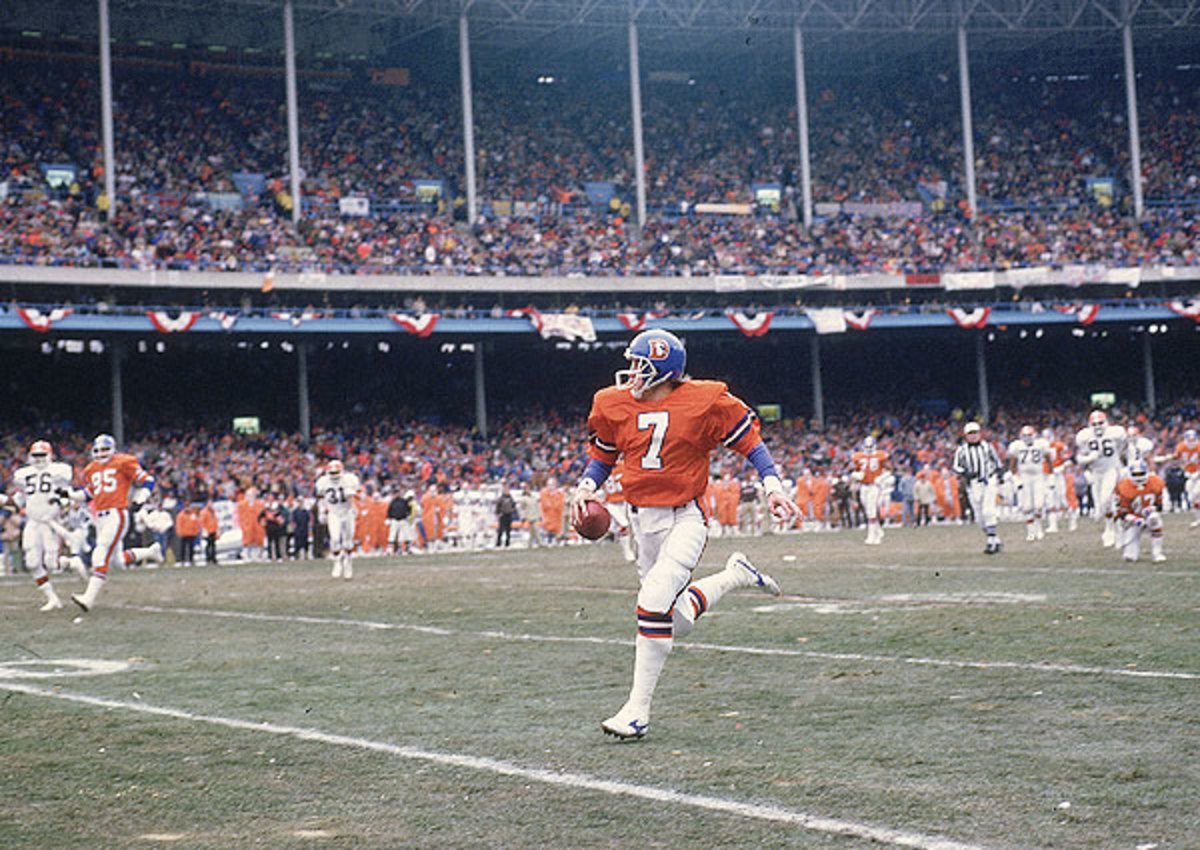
[569,481,602,527]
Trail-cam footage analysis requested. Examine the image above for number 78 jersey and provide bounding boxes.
[587,379,761,508]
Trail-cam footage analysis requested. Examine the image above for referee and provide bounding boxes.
[953,421,1004,554]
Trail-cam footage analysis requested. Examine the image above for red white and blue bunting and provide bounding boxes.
[16,307,73,333]
[726,310,774,337]
[946,307,991,329]
[147,310,201,333]
[388,312,440,337]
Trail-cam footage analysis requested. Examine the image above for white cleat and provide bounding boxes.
[70,594,90,613]
[331,561,343,579]
[148,542,164,565]
[343,562,353,580]
[726,551,781,596]
[1101,529,1115,548]
[1152,552,1167,563]
[601,705,649,740]
[40,597,64,612]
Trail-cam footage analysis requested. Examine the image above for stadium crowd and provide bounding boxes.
[3,399,1197,572]
[3,49,1200,276]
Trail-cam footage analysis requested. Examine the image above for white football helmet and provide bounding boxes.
[29,440,53,468]
[1020,425,1035,444]
[91,433,116,463]
[1088,410,1108,436]
[327,460,344,479]
[862,435,877,451]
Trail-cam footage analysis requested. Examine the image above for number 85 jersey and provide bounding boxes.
[587,379,761,508]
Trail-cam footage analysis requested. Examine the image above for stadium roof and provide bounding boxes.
[8,0,1200,68]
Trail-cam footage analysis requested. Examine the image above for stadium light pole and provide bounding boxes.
[98,0,116,220]
[628,20,647,229]
[1122,14,1145,220]
[1142,333,1156,416]
[110,341,124,445]
[809,334,824,430]
[297,343,311,443]
[957,24,978,220]
[284,0,303,227]
[792,26,813,229]
[459,14,478,225]
[975,333,990,423]
[474,342,488,439]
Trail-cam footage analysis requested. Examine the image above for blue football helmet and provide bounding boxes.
[1129,460,1149,485]
[615,330,686,399]
[91,433,116,463]
[862,435,877,451]
[1184,429,1198,445]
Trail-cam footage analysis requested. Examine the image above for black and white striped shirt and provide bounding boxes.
[953,441,1003,482]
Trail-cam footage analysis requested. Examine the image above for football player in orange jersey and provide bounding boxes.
[1167,428,1200,527]
[570,329,799,740]
[1115,461,1166,562]
[851,435,889,545]
[72,434,160,612]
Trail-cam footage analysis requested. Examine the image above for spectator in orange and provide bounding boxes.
[540,478,566,544]
[175,505,201,565]
[810,472,831,527]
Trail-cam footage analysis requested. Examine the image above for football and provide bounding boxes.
[574,500,612,540]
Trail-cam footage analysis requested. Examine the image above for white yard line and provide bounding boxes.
[856,562,1196,578]
[0,679,998,850]
[122,604,1200,682]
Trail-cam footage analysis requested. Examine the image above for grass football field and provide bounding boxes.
[1,517,1197,849]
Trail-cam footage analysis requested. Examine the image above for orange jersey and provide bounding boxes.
[587,380,761,508]
[1045,440,1070,473]
[852,450,888,485]
[1174,441,1200,475]
[83,453,150,512]
[1115,475,1165,517]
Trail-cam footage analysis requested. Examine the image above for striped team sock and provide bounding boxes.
[627,608,673,713]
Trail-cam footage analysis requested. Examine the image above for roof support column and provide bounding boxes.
[975,333,989,424]
[110,341,125,445]
[459,14,478,225]
[1122,16,1145,219]
[284,0,303,226]
[628,20,647,229]
[98,0,116,220]
[810,333,824,430]
[792,25,813,229]
[474,342,488,439]
[1142,332,1156,416]
[298,343,311,443]
[957,25,978,219]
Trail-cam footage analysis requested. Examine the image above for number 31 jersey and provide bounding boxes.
[316,473,361,517]
[586,379,761,508]
[12,462,75,522]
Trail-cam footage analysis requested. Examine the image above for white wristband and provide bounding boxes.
[576,478,597,495]
[762,475,784,496]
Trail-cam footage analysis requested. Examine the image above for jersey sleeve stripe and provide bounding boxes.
[592,435,618,453]
[721,412,755,447]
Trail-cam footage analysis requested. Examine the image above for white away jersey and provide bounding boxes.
[1075,425,1126,473]
[316,473,360,516]
[11,461,75,522]
[1008,438,1051,476]
[1124,435,1155,467]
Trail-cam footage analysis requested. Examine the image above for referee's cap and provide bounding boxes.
[963,421,981,435]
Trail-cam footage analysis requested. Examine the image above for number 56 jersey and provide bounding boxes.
[12,461,75,522]
[587,379,761,509]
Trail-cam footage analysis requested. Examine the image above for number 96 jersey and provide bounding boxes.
[586,379,761,509]
[1075,425,1127,474]
[12,461,75,522]
[316,473,361,517]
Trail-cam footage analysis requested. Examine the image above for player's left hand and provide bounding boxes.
[767,491,800,521]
